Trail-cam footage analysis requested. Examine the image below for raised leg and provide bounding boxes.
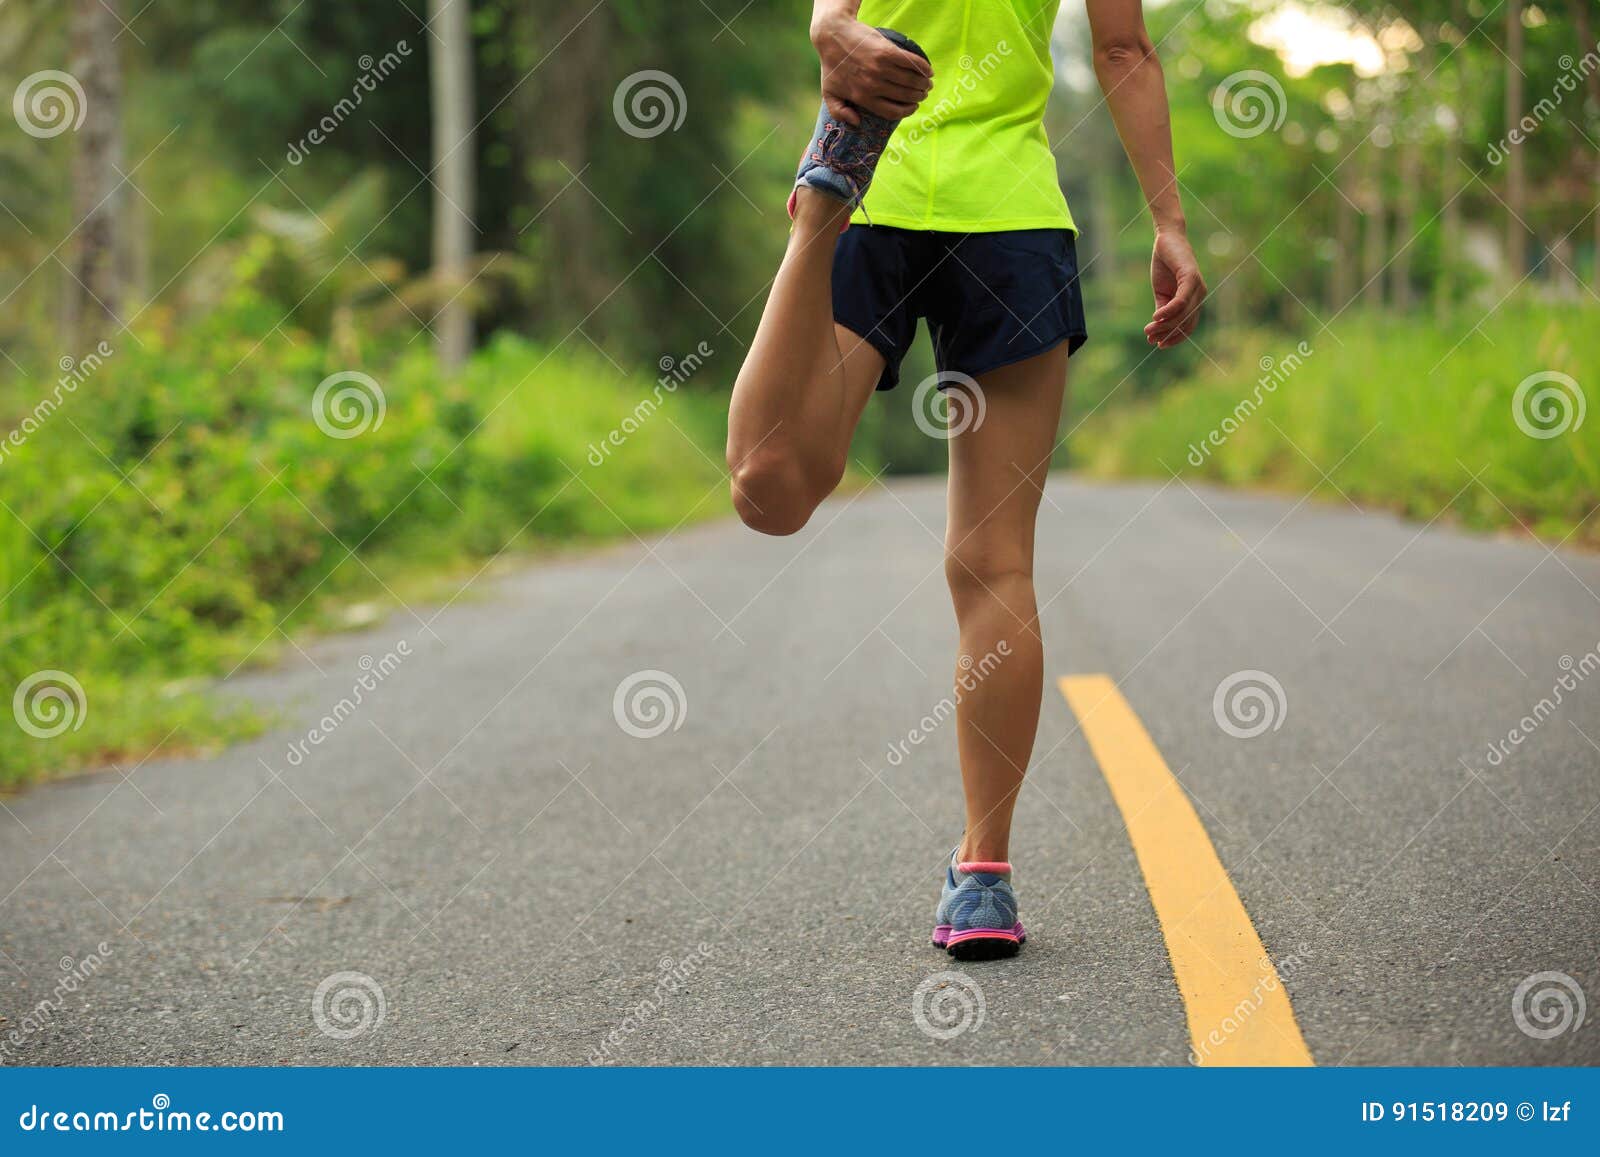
[725,190,885,536]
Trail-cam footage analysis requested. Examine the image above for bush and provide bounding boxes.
[1075,300,1598,545]
[0,290,727,785]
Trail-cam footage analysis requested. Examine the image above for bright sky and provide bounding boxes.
[1245,3,1391,77]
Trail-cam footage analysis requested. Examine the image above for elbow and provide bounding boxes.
[1093,33,1157,76]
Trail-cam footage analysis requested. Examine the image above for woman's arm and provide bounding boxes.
[1085,0,1205,347]
[810,0,933,126]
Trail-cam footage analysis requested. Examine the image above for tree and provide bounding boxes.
[429,0,476,370]
[1504,0,1527,283]
[62,0,124,349]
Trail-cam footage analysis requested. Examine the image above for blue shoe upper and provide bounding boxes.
[936,857,1019,933]
[792,28,926,211]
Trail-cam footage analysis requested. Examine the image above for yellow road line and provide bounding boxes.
[1058,675,1313,1066]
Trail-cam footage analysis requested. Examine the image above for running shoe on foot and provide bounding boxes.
[788,27,928,220]
[932,851,1025,961]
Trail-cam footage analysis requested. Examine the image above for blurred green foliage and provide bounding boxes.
[0,272,727,784]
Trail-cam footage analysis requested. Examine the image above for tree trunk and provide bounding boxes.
[63,0,124,350]
[1574,0,1599,291]
[1332,138,1357,312]
[429,0,476,370]
[1392,122,1420,312]
[1504,0,1527,285]
[1361,137,1387,308]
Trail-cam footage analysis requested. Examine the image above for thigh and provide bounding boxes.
[944,342,1069,569]
[831,321,890,459]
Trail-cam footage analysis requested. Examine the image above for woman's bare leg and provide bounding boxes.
[726,189,885,536]
[943,343,1069,863]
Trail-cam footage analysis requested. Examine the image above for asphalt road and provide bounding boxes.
[2,476,1597,1066]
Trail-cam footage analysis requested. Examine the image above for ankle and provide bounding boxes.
[791,186,852,233]
[957,836,1010,866]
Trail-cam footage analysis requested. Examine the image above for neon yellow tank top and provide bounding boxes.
[851,0,1074,232]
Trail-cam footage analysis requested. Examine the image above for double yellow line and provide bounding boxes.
[1058,675,1313,1066]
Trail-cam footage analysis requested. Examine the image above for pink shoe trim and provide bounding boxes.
[957,861,1012,874]
[945,924,1025,946]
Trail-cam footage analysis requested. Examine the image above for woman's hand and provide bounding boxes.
[1146,228,1205,348]
[810,13,932,126]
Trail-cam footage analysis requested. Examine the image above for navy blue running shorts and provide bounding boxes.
[831,226,1088,392]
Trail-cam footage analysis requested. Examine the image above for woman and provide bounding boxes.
[726,0,1204,959]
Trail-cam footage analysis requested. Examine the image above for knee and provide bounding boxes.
[944,544,1034,613]
[727,445,838,537]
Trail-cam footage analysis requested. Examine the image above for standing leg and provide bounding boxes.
[942,343,1069,863]
[725,190,885,536]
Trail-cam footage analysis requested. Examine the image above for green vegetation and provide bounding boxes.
[0,283,727,787]
[1076,300,1598,545]
[3,1,1595,783]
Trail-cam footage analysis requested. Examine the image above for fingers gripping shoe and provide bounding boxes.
[787,27,928,221]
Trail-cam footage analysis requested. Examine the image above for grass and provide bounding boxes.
[0,292,729,788]
[1074,299,1598,546]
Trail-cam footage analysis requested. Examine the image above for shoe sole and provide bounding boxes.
[931,923,1025,960]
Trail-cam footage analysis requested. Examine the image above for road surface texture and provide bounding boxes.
[2,476,1597,1066]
